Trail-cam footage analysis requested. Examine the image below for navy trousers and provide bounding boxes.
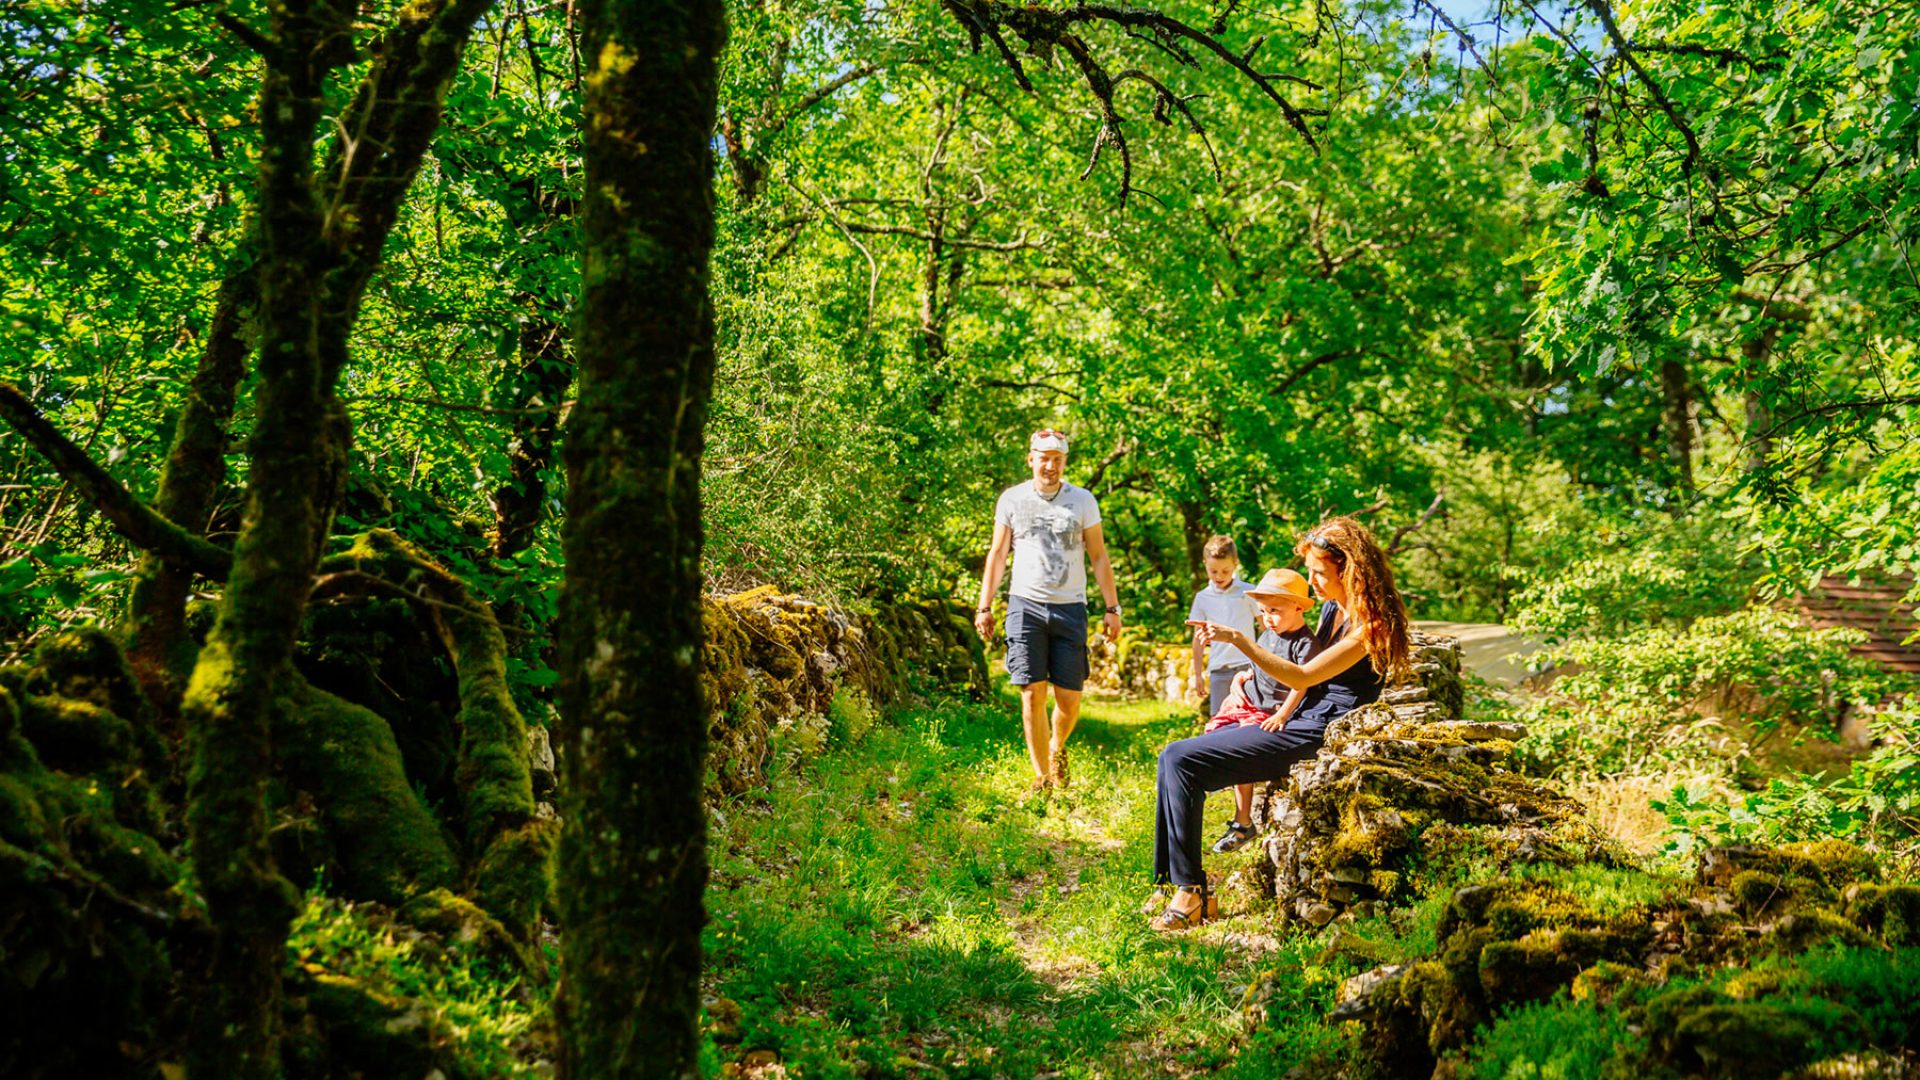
[1152,720,1327,885]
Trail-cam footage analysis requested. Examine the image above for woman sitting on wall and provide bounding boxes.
[1146,516,1411,931]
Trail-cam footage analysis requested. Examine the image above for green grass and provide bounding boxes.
[704,688,1359,1077]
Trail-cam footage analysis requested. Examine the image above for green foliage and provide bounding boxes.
[1653,705,1920,869]
[1455,989,1636,1080]
[1507,511,1760,641]
[1456,944,1920,1079]
[1516,606,1912,782]
[288,891,549,1076]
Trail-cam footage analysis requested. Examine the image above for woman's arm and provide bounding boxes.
[1193,622,1368,691]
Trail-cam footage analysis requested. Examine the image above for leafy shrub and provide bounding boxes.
[826,685,875,747]
[1516,606,1912,783]
[1654,705,1920,869]
[1507,511,1757,641]
[287,891,548,1075]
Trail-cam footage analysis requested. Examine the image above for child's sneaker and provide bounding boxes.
[1211,820,1254,854]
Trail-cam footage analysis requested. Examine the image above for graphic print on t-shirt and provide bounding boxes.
[1011,501,1082,589]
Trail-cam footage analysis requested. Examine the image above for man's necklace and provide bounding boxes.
[1034,482,1063,503]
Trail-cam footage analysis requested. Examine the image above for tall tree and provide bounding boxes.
[556,0,726,1073]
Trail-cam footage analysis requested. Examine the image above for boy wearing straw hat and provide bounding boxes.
[1189,567,1315,852]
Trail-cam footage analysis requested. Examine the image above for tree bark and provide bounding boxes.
[489,314,570,561]
[181,2,354,1072]
[176,1,498,1072]
[1659,357,1694,501]
[126,255,257,714]
[557,0,725,1073]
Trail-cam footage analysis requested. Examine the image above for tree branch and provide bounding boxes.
[1759,396,1920,440]
[0,383,232,578]
[1269,348,1356,396]
[1585,0,1702,177]
[1082,438,1133,491]
[940,0,1319,204]
[1386,492,1446,556]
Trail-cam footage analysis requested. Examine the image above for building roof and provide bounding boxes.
[1797,573,1920,674]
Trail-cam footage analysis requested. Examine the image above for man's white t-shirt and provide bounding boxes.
[1188,578,1257,671]
[994,481,1102,605]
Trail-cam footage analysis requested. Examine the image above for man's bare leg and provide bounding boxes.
[1049,687,1083,785]
[1020,680,1053,784]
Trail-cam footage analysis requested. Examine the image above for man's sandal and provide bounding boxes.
[1049,746,1070,789]
[1148,883,1218,932]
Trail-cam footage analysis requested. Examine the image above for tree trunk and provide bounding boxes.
[1659,357,1694,502]
[126,253,258,717]
[489,314,571,561]
[1177,498,1210,595]
[557,0,725,1073]
[181,2,352,1070]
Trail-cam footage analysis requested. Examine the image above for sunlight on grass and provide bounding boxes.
[701,686,1327,1077]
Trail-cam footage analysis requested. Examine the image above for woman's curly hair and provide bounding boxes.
[1295,516,1411,679]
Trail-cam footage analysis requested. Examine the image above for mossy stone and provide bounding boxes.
[273,679,459,903]
[1666,1000,1869,1078]
[1844,883,1920,947]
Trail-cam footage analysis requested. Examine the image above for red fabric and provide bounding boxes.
[1204,701,1272,734]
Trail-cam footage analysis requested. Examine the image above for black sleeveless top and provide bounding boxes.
[1289,601,1384,729]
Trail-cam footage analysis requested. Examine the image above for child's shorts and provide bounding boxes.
[1204,701,1272,734]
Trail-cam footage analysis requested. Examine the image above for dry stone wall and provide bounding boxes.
[697,587,990,797]
[1218,632,1599,924]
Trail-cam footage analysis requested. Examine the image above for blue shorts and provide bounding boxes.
[1005,597,1088,691]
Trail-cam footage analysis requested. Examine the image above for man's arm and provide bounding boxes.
[1083,522,1121,640]
[975,523,1013,640]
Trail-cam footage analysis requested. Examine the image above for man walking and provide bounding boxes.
[975,429,1121,791]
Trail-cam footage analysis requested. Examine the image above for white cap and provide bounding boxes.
[1029,429,1070,453]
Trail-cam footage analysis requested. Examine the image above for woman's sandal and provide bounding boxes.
[1148,882,1218,932]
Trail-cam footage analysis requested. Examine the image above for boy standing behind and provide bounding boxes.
[1188,536,1257,717]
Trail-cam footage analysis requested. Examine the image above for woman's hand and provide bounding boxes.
[1186,620,1249,649]
[1258,715,1288,732]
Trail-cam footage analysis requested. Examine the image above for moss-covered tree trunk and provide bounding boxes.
[557,0,725,1072]
[179,2,354,1072]
[126,253,257,716]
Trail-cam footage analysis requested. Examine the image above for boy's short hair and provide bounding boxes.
[1202,535,1237,561]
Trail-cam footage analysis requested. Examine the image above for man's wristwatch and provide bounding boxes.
[1105,604,1122,615]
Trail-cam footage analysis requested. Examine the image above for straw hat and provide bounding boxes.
[1245,568,1311,606]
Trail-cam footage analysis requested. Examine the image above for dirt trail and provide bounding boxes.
[1413,620,1547,687]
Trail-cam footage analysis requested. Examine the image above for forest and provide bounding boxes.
[1,0,1917,1075]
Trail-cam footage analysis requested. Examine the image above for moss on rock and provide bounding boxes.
[284,968,483,1080]
[0,669,182,1077]
[272,678,459,903]
[1843,883,1920,947]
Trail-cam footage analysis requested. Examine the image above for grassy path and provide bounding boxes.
[702,690,1345,1078]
